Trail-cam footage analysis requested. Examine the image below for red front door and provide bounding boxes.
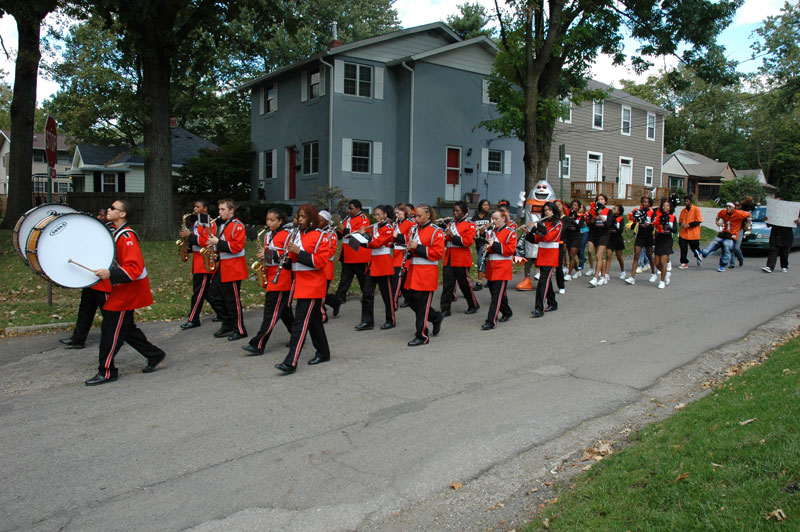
[288,149,296,200]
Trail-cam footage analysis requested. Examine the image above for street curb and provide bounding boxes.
[4,322,73,336]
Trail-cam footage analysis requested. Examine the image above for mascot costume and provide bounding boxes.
[515,180,557,290]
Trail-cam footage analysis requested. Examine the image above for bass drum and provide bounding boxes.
[13,203,77,264]
[26,213,115,289]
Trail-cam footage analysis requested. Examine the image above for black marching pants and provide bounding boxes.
[678,237,701,265]
[555,245,566,290]
[393,266,411,306]
[334,262,367,304]
[71,288,106,343]
[98,309,165,378]
[535,265,557,312]
[408,289,441,341]
[215,277,247,336]
[441,265,478,312]
[249,290,294,352]
[187,272,226,324]
[767,246,790,270]
[361,275,395,325]
[486,280,511,326]
[283,298,329,367]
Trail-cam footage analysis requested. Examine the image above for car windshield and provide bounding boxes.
[751,207,767,222]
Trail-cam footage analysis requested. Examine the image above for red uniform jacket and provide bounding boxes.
[188,219,217,274]
[393,218,415,268]
[443,218,476,268]
[324,227,337,281]
[340,212,371,263]
[217,217,247,282]
[404,222,444,292]
[264,227,293,292]
[366,221,395,277]
[485,225,517,281]
[104,224,153,311]
[290,228,333,299]
[534,220,563,267]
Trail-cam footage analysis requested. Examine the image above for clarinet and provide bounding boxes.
[271,225,300,284]
[481,227,495,263]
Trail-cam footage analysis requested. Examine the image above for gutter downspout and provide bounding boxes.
[320,57,334,188]
[401,61,415,204]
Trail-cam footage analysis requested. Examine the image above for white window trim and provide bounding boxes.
[644,166,654,186]
[486,149,504,174]
[303,141,319,175]
[586,151,603,181]
[350,140,372,174]
[561,154,571,179]
[559,98,572,123]
[263,83,277,114]
[646,112,656,141]
[262,149,277,179]
[482,78,497,105]
[592,100,604,130]
[342,62,375,99]
[621,105,631,136]
[101,172,118,192]
[619,156,633,197]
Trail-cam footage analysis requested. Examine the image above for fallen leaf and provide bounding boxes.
[450,481,462,490]
[582,464,593,471]
[711,463,724,468]
[528,488,539,494]
[675,472,690,482]
[739,418,757,426]
[766,509,787,521]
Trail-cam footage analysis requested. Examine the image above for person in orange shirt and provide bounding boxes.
[698,202,751,272]
[677,194,703,268]
[207,199,248,340]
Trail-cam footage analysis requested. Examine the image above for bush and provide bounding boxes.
[719,176,765,205]
[309,185,349,217]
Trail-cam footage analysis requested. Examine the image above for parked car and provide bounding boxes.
[741,206,800,251]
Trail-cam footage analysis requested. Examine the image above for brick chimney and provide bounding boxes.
[329,21,342,48]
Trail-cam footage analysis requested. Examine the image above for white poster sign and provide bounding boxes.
[766,199,800,227]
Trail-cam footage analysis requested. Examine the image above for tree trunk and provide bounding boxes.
[139,51,174,240]
[0,14,43,228]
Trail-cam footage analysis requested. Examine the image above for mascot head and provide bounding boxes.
[528,180,557,202]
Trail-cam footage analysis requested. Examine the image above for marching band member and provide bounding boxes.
[625,196,657,285]
[355,205,396,331]
[526,202,562,318]
[472,199,492,291]
[320,210,338,322]
[440,201,479,316]
[242,209,295,356]
[392,203,415,308]
[179,199,226,330]
[333,199,370,307]
[207,199,248,341]
[85,199,166,385]
[652,198,678,289]
[605,204,626,281]
[586,194,612,287]
[482,209,516,329]
[405,204,445,346]
[275,204,334,373]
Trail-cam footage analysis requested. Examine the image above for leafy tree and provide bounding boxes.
[309,185,349,218]
[446,2,494,40]
[0,77,12,130]
[719,176,765,205]
[176,140,252,199]
[483,0,742,193]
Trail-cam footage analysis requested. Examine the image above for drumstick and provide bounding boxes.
[68,258,98,275]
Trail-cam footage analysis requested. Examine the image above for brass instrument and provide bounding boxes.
[251,228,268,288]
[272,225,300,284]
[201,216,221,272]
[481,227,495,263]
[176,212,192,262]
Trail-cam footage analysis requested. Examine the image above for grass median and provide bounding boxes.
[526,334,800,531]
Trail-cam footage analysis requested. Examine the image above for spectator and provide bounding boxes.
[762,207,799,273]
[698,202,751,272]
[677,194,703,269]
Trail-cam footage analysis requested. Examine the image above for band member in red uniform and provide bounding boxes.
[472,199,492,290]
[333,199,370,307]
[355,205,396,331]
[179,199,226,330]
[242,208,295,355]
[392,203,415,308]
[526,202,563,317]
[440,201,479,316]
[207,199,248,341]
[405,204,445,346]
[652,198,678,289]
[482,209,516,329]
[587,194,612,287]
[85,199,166,385]
[320,210,338,323]
[275,204,333,373]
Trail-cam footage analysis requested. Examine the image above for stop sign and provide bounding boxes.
[45,116,57,167]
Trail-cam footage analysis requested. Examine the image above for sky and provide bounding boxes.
[0,0,790,105]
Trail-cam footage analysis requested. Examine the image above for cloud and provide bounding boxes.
[395,0,499,29]
[734,0,785,26]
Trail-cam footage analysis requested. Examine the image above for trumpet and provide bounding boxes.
[201,216,221,273]
[480,227,495,263]
[251,228,268,288]
[176,212,192,262]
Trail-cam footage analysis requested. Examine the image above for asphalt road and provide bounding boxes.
[1,250,798,532]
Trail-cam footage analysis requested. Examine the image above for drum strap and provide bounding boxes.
[114,225,139,243]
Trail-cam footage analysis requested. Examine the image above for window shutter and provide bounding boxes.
[342,138,352,172]
[273,84,278,111]
[301,72,308,102]
[259,87,264,115]
[93,171,101,192]
[319,67,326,97]
[481,148,488,171]
[373,141,382,174]
[374,67,384,100]
[482,79,490,104]
[118,172,126,192]
[259,151,265,180]
[334,60,344,93]
[504,151,512,175]
[271,149,277,179]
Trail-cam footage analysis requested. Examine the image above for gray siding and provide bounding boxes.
[423,46,494,75]
[346,32,453,63]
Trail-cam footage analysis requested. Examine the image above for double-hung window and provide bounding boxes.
[351,141,371,173]
[303,141,319,175]
[646,112,656,140]
[645,166,654,186]
[344,63,372,98]
[592,101,604,130]
[308,68,321,100]
[264,84,277,113]
[621,105,631,135]
[487,150,503,173]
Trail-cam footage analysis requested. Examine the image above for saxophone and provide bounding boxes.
[201,216,221,273]
[176,213,192,262]
[251,228,268,288]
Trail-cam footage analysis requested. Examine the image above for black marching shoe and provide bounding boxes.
[380,322,396,330]
[432,315,443,336]
[407,337,429,347]
[180,321,201,330]
[331,299,341,317]
[481,321,495,330]
[227,332,247,341]
[355,322,374,331]
[213,327,233,338]
[274,363,296,373]
[85,372,118,386]
[545,305,558,312]
[242,344,263,356]
[143,353,165,373]
[59,337,85,349]
[531,309,544,318]
[498,313,512,322]
[441,309,452,317]
[465,306,479,315]
[308,355,330,365]
[473,282,483,291]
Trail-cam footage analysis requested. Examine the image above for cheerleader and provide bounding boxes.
[564,199,585,279]
[482,209,516,330]
[243,209,295,356]
[392,203,415,308]
[275,204,334,373]
[355,205,396,331]
[472,199,492,290]
[625,196,657,285]
[440,201,479,316]
[652,198,678,289]
[405,204,445,347]
[525,202,562,317]
[587,194,612,287]
[604,204,626,281]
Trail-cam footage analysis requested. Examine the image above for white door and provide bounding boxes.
[619,157,632,198]
[445,146,461,202]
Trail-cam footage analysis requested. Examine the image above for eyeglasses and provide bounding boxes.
[108,205,119,211]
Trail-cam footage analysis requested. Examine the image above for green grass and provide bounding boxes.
[526,336,800,532]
